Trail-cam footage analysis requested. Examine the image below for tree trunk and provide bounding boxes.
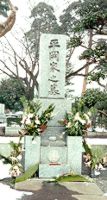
[82,29,93,95]
[0,0,17,38]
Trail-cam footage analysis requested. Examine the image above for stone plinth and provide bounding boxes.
[24,136,41,171]
[67,136,82,174]
[39,164,70,178]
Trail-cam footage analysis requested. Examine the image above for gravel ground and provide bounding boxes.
[94,168,107,194]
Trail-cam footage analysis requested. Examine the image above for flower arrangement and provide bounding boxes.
[83,140,105,177]
[20,98,55,139]
[9,141,23,178]
[0,140,23,178]
[59,99,91,136]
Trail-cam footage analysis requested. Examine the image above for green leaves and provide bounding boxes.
[91,147,105,169]
[26,2,59,54]
[15,163,39,183]
[0,78,27,111]
[21,97,41,115]
[68,36,82,48]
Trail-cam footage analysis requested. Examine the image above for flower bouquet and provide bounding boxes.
[60,111,91,136]
[19,98,55,139]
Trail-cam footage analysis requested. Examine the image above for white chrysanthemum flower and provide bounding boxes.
[25,118,31,125]
[84,113,91,126]
[28,113,34,119]
[78,118,86,125]
[35,116,40,125]
[17,163,23,168]
[37,128,41,132]
[66,122,72,128]
[17,155,22,161]
[21,116,27,124]
[10,156,18,162]
[13,165,19,171]
[74,112,80,121]
[87,111,91,117]
[10,166,21,177]
[84,113,90,121]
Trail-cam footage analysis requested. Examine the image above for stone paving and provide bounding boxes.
[15,179,107,200]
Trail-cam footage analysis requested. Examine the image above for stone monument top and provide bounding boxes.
[39,34,67,99]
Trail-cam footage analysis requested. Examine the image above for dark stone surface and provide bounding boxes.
[17,182,80,200]
[0,127,5,136]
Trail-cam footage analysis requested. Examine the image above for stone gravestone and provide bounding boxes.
[39,34,71,140]
[24,34,82,176]
[38,34,72,178]
[0,103,6,135]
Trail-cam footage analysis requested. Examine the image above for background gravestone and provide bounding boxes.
[0,103,6,136]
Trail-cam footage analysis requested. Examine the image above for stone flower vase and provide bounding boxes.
[24,135,41,171]
[67,136,83,174]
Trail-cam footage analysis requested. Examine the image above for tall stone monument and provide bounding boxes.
[38,34,72,177]
[24,34,82,177]
[39,34,71,139]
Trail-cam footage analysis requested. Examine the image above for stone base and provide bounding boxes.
[39,164,70,178]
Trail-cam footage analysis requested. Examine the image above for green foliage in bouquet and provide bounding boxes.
[20,97,55,139]
[59,99,91,136]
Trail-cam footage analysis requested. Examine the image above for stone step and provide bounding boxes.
[72,195,107,200]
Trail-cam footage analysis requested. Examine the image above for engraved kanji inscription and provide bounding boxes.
[48,39,60,48]
[50,62,60,72]
[48,82,60,95]
[49,51,59,62]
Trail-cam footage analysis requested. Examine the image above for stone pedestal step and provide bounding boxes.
[72,195,107,200]
[39,164,70,178]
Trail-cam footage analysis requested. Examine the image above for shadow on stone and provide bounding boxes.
[17,182,80,200]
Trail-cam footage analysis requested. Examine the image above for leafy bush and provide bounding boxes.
[0,78,27,111]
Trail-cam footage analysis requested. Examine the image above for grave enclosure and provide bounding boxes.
[24,34,83,178]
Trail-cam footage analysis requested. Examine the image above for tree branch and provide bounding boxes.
[66,60,94,79]
[0,0,17,37]
[0,59,16,77]
[98,110,107,117]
